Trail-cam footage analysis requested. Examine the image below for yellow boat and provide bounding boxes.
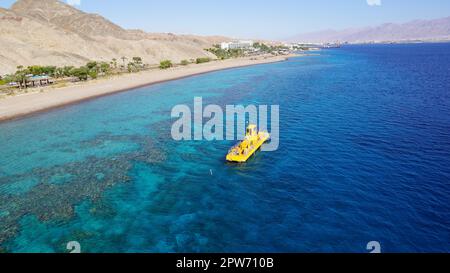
[226,125,270,163]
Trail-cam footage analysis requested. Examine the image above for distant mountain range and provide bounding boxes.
[288,17,450,44]
[0,0,229,75]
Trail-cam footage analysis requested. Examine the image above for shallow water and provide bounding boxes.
[0,44,449,252]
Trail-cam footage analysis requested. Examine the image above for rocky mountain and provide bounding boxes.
[11,0,133,39]
[0,0,228,75]
[288,17,450,44]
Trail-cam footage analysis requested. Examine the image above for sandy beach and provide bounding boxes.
[0,55,294,122]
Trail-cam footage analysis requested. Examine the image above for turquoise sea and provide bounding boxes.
[0,44,449,253]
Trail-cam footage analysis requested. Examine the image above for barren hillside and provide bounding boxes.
[0,0,228,75]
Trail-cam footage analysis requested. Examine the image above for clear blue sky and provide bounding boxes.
[1,0,449,39]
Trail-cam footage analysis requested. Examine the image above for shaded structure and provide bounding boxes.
[27,75,53,87]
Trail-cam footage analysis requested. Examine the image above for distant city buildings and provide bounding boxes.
[283,42,342,50]
[220,40,254,50]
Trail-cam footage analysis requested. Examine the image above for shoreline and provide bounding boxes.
[0,55,295,123]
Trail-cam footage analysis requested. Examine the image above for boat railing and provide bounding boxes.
[228,144,241,154]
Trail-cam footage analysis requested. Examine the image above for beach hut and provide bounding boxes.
[28,75,52,87]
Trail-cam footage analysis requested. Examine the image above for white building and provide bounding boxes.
[220,42,230,50]
[284,43,296,50]
[221,40,254,50]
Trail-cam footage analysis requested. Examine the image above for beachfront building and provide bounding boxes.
[221,40,254,50]
[284,43,296,50]
[22,75,53,88]
[28,75,52,87]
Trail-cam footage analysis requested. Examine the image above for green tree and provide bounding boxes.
[196,57,211,64]
[89,70,98,79]
[132,57,143,65]
[130,57,144,71]
[99,62,111,74]
[159,60,173,69]
[14,71,28,89]
[206,48,228,59]
[27,65,43,76]
[180,60,189,66]
[72,67,89,81]
[127,62,135,73]
[121,57,127,67]
[112,58,117,69]
[55,67,64,78]
[63,66,75,77]
[14,65,28,88]
[1,75,15,86]
[86,61,98,71]
[253,42,271,53]
[42,66,56,76]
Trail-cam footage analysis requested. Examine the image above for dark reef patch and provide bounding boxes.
[0,133,167,248]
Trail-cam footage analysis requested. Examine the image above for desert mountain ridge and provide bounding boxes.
[288,16,450,43]
[0,0,232,75]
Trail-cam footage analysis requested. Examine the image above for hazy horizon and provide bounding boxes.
[1,0,450,40]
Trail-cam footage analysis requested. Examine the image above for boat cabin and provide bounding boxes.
[246,125,257,137]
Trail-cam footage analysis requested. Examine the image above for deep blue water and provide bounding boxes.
[0,44,449,253]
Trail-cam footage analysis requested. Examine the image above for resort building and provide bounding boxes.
[221,40,254,50]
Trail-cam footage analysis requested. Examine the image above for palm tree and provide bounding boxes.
[132,57,142,65]
[13,65,27,88]
[121,57,127,67]
[15,71,27,89]
[112,58,117,69]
